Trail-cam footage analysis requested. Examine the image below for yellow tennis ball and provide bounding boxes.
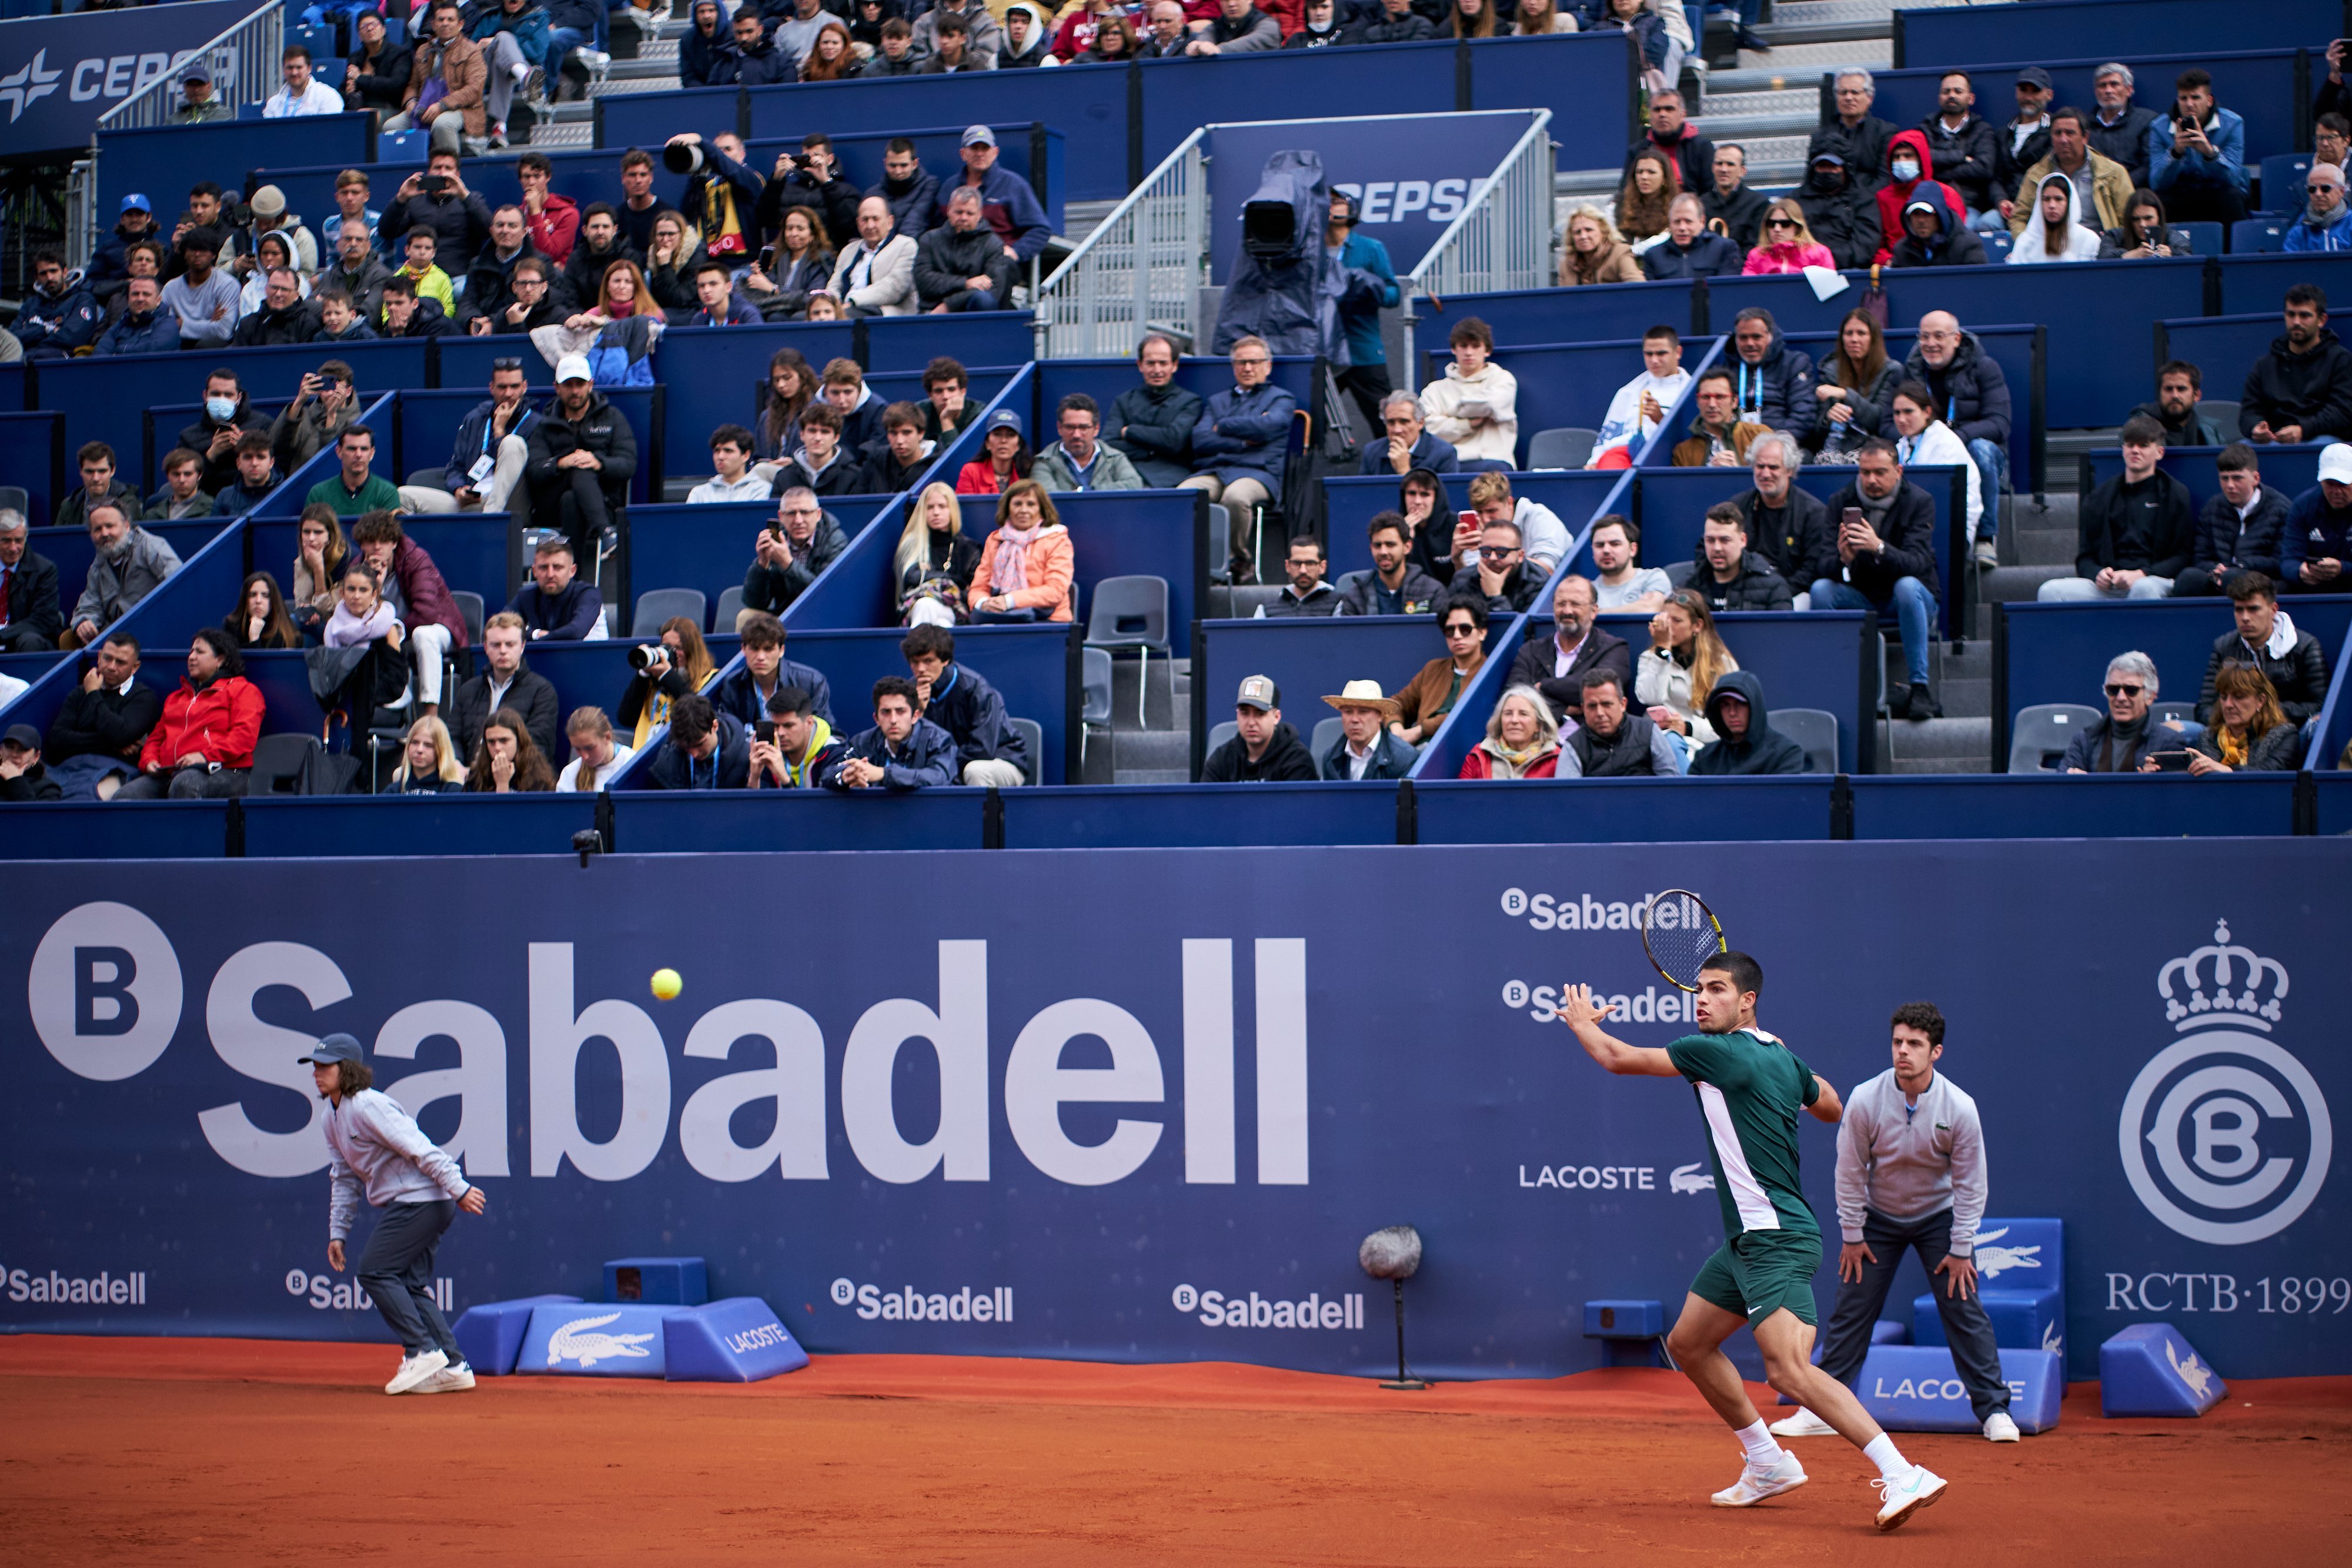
[650,968,683,1002]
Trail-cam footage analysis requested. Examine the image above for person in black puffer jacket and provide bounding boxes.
[2240,286,2352,444]
[1794,153,1882,270]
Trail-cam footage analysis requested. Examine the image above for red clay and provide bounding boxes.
[5,1335,2347,1564]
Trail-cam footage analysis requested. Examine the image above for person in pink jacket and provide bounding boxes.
[1742,198,1839,274]
[968,479,1074,623]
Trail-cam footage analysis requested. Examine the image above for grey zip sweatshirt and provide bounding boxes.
[325,1088,470,1241]
[1833,1068,1987,1256]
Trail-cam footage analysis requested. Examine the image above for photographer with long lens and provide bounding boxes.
[617,616,718,751]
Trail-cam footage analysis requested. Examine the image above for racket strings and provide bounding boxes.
[1642,894,1725,990]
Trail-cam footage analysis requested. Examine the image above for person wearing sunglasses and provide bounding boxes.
[1392,597,1491,747]
[2283,162,2352,254]
[2060,652,2176,774]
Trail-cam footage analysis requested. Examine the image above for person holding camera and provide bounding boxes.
[618,616,717,750]
[742,488,848,617]
[749,686,842,788]
[383,153,492,278]
[273,362,362,472]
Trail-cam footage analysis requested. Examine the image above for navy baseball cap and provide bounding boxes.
[983,407,1023,436]
[299,1032,365,1066]
[2,723,41,750]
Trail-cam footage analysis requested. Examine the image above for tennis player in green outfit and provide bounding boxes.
[1558,952,1950,1532]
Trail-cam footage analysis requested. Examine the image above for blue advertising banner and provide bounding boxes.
[2,842,2345,1386]
[0,0,255,151]
[1208,112,1540,285]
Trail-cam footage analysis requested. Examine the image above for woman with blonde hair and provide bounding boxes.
[969,479,1074,623]
[1458,685,1562,778]
[897,480,982,623]
[385,715,467,793]
[1560,206,1643,285]
[1635,589,1735,761]
[1616,148,1676,247]
[617,616,719,748]
[1742,198,1836,275]
[1506,0,1575,34]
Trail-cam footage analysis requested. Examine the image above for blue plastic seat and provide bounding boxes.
[2173,220,2223,259]
[379,129,432,166]
[2259,152,2313,215]
[1979,229,2013,262]
[2230,219,2287,254]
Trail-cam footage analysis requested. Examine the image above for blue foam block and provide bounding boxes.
[1912,1286,2062,1354]
[2099,1323,2226,1417]
[603,1256,708,1306]
[451,1293,583,1376]
[1582,1299,1663,1338]
[520,1301,691,1378]
[663,1297,812,1383]
[1871,1318,1909,1346]
[1855,1345,2063,1434]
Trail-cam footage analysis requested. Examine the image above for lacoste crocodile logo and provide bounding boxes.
[546,1311,659,1368]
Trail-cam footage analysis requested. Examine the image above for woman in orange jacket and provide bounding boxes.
[967,479,1074,623]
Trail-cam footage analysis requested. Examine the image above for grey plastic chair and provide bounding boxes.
[249,733,323,795]
[1084,574,1171,727]
[2008,703,2102,774]
[713,585,746,631]
[1205,720,1238,762]
[1774,707,1839,775]
[1005,716,1043,786]
[632,589,707,637]
[449,590,485,648]
[1232,584,1286,617]
[2199,402,2240,439]
[1664,560,1698,588]
[0,484,29,523]
[1081,646,1112,727]
[1526,427,1598,470]
[1310,715,1343,761]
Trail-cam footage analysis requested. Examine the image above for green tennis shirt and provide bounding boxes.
[1666,1027,1822,1241]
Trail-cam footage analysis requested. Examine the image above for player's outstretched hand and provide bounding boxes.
[1555,984,1616,1031]
[326,1239,346,1273]
[459,1187,488,1216]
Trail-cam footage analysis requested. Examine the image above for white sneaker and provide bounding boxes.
[1983,1410,2020,1442]
[413,1362,476,1394]
[1710,1450,1808,1507]
[385,1348,449,1395]
[1871,1465,1949,1532]
[1769,1407,1839,1438]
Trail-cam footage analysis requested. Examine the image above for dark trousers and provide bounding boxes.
[0,622,52,653]
[1335,361,1392,440]
[1819,1206,2009,1421]
[115,764,249,800]
[357,1199,461,1358]
[518,469,617,564]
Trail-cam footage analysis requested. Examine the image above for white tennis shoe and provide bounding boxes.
[1768,1407,1839,1438]
[1710,1450,1809,1507]
[413,1362,476,1394]
[1872,1465,1949,1531]
[1984,1411,2020,1442]
[385,1348,449,1395]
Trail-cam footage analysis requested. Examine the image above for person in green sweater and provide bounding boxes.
[309,426,402,516]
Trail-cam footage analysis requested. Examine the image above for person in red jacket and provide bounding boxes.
[1872,129,1964,265]
[516,153,579,266]
[351,510,470,716]
[116,627,265,799]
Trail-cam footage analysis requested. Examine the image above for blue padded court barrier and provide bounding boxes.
[1891,0,2337,71]
[243,794,599,857]
[522,1300,682,1377]
[2099,1323,2226,1417]
[0,651,66,698]
[1323,470,1624,580]
[790,623,1075,785]
[959,487,1207,656]
[1197,614,1501,776]
[2317,772,2352,831]
[2156,316,2290,423]
[616,787,981,850]
[0,365,25,413]
[0,410,65,526]
[2219,250,2352,316]
[2081,445,2323,513]
[606,1256,707,1305]
[596,82,741,154]
[452,1294,583,1376]
[28,520,228,631]
[1415,775,1833,842]
[864,313,1034,376]
[37,341,430,487]
[0,800,229,858]
[93,114,376,220]
[1854,1345,2063,1435]
[1995,596,2352,762]
[1001,780,1397,848]
[1863,52,2304,169]
[1848,772,2299,838]
[663,1299,810,1383]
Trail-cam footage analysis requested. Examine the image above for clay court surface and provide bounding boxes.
[5,1336,2347,1565]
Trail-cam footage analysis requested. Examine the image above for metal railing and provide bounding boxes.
[1032,128,1208,360]
[1398,109,1555,377]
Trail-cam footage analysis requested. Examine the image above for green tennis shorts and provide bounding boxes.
[1690,1229,1822,1327]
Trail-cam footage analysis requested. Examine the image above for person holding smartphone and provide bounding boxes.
[748,685,843,788]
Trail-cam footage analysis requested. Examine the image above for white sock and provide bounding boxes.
[1735,1419,1785,1468]
[1862,1433,1910,1480]
[511,62,530,84]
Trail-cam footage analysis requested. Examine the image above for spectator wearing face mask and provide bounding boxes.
[1870,129,1965,265]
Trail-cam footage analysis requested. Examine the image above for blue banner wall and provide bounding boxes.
[2,846,2344,1383]
[1,0,258,152]
[1892,0,2336,72]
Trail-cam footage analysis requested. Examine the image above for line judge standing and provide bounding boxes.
[1772,1001,2019,1443]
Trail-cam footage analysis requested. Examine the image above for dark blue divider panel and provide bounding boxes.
[2311,618,2352,775]
[1004,781,1395,848]
[2157,316,2286,424]
[1997,596,2352,757]
[1866,52,2303,166]
[642,322,858,470]
[1466,32,1637,161]
[1199,616,1481,758]
[1569,610,1871,773]
[1893,0,2335,71]
[618,787,982,850]
[1416,775,1832,844]
[1702,270,1858,339]
[864,313,1034,375]
[629,497,893,623]
[235,648,340,736]
[2083,445,2322,513]
[0,650,67,693]
[95,115,375,219]
[789,623,1073,786]
[0,410,65,526]
[737,66,1131,203]
[0,800,227,859]
[1324,470,1624,579]
[30,520,232,634]
[594,83,743,154]
[962,487,1205,656]
[1141,45,1454,190]
[2219,252,2352,316]
[2318,774,2352,834]
[1409,281,1698,355]
[0,365,26,413]
[1850,772,2295,838]
[37,341,432,486]
[243,794,597,857]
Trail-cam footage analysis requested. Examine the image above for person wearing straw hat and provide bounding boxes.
[1318,681,1415,781]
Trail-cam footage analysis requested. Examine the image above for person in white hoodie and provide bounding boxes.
[1420,316,1520,469]
[302,1032,486,1396]
[1886,380,1982,542]
[1588,325,1693,469]
[2007,172,2105,264]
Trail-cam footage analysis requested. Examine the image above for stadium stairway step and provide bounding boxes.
[1112,728,1191,786]
[1878,715,1993,774]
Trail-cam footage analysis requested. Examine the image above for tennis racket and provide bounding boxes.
[1639,889,1727,993]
